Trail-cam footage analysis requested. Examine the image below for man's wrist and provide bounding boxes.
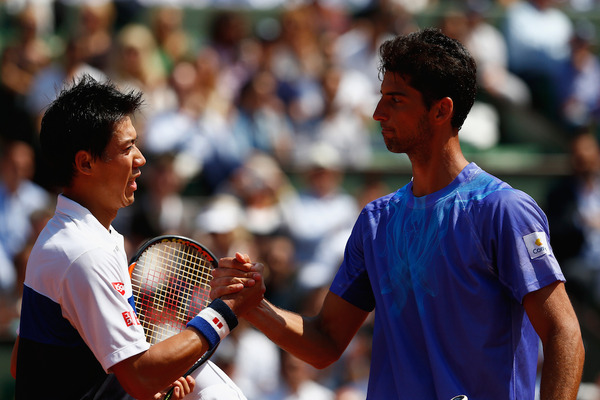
[186,298,238,350]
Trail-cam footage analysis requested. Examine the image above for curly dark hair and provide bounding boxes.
[378,28,477,130]
[40,75,143,188]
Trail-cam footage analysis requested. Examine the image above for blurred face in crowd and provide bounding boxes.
[571,133,600,178]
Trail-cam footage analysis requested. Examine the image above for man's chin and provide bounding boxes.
[122,194,136,207]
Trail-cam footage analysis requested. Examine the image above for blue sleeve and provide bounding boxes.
[483,189,565,303]
[330,212,376,312]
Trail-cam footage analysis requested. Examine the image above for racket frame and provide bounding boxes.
[128,235,219,399]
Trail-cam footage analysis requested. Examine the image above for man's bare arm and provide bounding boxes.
[524,281,584,400]
[245,292,369,369]
[212,255,368,369]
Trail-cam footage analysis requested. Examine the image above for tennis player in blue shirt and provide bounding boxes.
[213,28,585,400]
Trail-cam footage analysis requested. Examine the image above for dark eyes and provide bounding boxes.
[124,142,137,153]
[378,93,403,103]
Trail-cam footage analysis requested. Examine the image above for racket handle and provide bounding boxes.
[163,388,176,400]
[162,346,218,400]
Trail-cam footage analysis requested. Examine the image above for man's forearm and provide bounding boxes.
[246,299,345,369]
[539,329,585,400]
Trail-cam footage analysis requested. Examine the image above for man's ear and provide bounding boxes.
[431,97,454,125]
[73,150,94,175]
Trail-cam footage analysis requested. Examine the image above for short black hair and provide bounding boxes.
[40,75,143,188]
[378,28,477,130]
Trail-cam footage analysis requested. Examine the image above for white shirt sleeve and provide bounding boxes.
[60,247,149,371]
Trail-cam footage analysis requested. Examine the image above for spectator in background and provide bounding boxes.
[230,71,294,166]
[353,173,391,210]
[224,153,296,238]
[545,129,600,384]
[257,234,300,311]
[143,59,243,193]
[267,6,328,128]
[266,349,335,400]
[437,8,501,151]
[452,4,573,151]
[151,6,194,75]
[194,46,234,120]
[458,5,531,107]
[503,0,573,119]
[331,324,371,400]
[333,2,416,93]
[204,10,259,105]
[557,21,600,130]
[546,130,600,306]
[0,140,50,294]
[0,56,37,147]
[26,37,108,130]
[291,64,375,168]
[0,4,52,98]
[281,144,359,292]
[72,1,116,73]
[194,194,254,261]
[110,23,177,130]
[440,1,569,151]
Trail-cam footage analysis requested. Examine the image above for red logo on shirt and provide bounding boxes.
[112,282,125,296]
[122,311,140,327]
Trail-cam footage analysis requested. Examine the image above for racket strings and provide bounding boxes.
[131,241,213,344]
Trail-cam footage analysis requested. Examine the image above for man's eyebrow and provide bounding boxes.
[380,90,406,96]
[117,137,137,147]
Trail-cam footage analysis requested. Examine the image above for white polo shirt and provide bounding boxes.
[20,194,150,371]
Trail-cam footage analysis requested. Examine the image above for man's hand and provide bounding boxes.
[153,376,195,400]
[211,252,266,317]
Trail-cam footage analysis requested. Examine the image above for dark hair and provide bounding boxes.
[378,28,477,130]
[40,75,143,188]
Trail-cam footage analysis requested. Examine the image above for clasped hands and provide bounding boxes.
[210,252,266,317]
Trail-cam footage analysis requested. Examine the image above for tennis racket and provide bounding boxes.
[128,235,218,400]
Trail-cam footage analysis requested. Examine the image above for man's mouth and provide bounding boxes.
[129,172,141,190]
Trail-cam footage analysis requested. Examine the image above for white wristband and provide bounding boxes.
[198,307,231,340]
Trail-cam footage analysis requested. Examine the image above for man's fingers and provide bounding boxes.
[219,256,262,272]
[210,276,252,299]
[235,252,251,264]
[179,376,193,395]
[212,266,253,279]
[185,375,195,391]
[219,256,253,271]
[210,275,255,288]
[170,376,194,399]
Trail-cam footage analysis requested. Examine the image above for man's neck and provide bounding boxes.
[409,140,469,197]
[62,188,115,231]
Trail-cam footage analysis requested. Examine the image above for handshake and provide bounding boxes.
[210,252,266,319]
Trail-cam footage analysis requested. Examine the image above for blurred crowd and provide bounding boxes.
[2,0,600,398]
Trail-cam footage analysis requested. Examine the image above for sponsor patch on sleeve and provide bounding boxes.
[122,311,140,327]
[522,232,549,260]
[112,282,125,296]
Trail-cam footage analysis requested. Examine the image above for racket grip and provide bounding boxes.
[162,346,218,400]
[163,388,176,400]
